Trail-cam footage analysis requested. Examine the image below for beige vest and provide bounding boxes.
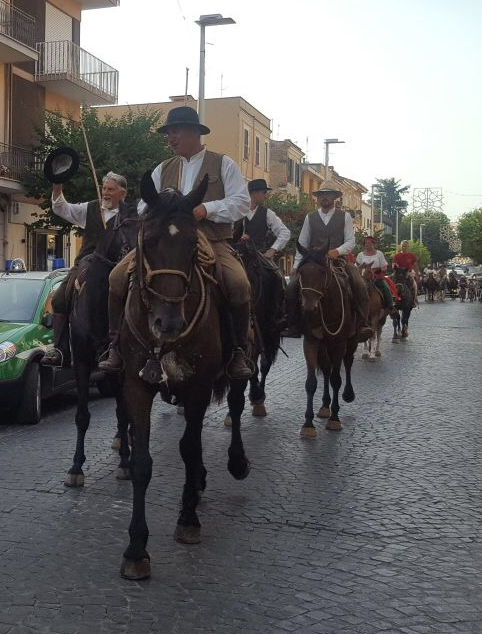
[160,150,231,241]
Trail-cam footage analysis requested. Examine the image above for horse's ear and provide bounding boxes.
[296,241,308,257]
[140,170,159,206]
[184,173,209,209]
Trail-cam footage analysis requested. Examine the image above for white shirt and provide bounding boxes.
[246,206,291,252]
[356,250,388,269]
[294,207,355,269]
[137,147,250,223]
[51,192,119,229]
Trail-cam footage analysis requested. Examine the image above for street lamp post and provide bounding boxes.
[419,223,425,243]
[324,138,345,180]
[196,14,235,127]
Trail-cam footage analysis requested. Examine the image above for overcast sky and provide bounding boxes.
[81,0,482,221]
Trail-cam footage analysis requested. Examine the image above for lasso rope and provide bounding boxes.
[318,261,345,337]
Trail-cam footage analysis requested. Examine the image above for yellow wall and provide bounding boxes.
[45,89,81,120]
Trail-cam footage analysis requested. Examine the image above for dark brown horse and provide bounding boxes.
[359,264,388,360]
[118,174,250,580]
[296,244,358,437]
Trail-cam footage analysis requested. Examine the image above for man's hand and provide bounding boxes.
[240,233,249,242]
[52,183,62,199]
[289,267,297,277]
[327,248,340,259]
[193,204,207,221]
[263,248,276,260]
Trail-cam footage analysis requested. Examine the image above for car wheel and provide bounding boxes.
[96,376,117,398]
[16,362,42,425]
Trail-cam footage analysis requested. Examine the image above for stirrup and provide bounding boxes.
[41,348,65,367]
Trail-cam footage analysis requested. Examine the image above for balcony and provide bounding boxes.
[0,0,38,63]
[0,143,37,193]
[79,0,119,8]
[35,40,118,105]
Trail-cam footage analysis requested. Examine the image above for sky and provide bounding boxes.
[81,0,482,221]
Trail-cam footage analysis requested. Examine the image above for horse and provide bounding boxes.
[225,238,283,421]
[447,274,458,299]
[390,267,414,341]
[436,273,447,302]
[359,264,388,361]
[424,272,438,302]
[118,174,250,580]
[296,244,358,437]
[65,210,138,487]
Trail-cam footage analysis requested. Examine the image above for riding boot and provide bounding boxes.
[41,313,71,367]
[344,263,374,343]
[271,268,288,331]
[227,303,254,380]
[282,275,302,337]
[98,291,125,374]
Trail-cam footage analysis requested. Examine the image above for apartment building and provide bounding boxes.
[269,139,304,200]
[98,95,272,183]
[0,0,119,270]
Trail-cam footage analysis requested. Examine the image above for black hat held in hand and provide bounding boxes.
[44,147,80,184]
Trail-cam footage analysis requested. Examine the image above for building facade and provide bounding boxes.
[97,95,272,183]
[269,139,304,200]
[0,0,119,270]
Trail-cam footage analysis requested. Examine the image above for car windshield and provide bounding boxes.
[0,278,44,323]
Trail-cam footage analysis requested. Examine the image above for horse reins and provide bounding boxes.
[299,261,345,337]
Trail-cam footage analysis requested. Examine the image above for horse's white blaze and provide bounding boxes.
[168,224,179,236]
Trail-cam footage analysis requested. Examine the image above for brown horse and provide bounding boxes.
[296,244,358,437]
[359,265,388,361]
[118,173,250,580]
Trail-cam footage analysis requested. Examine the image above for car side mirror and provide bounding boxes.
[41,313,53,328]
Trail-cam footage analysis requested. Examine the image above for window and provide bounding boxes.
[295,163,301,187]
[287,158,294,183]
[264,142,269,171]
[243,129,249,161]
[255,137,260,166]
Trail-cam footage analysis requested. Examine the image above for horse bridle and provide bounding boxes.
[298,262,345,336]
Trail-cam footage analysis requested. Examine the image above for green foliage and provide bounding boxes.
[400,211,456,264]
[266,192,315,253]
[458,208,482,264]
[385,240,431,270]
[372,177,410,223]
[22,106,171,234]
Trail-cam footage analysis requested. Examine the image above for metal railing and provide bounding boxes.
[0,0,36,50]
[0,142,37,182]
[36,40,118,104]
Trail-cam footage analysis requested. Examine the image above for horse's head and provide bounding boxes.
[137,171,209,342]
[296,242,330,317]
[393,267,408,284]
[359,263,374,281]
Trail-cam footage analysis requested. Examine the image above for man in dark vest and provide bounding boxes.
[99,106,253,379]
[285,180,373,342]
[41,172,132,367]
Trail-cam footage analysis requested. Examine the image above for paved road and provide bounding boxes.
[1,299,482,634]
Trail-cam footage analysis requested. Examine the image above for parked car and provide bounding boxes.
[0,269,79,424]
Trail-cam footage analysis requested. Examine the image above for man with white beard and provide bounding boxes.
[41,172,135,367]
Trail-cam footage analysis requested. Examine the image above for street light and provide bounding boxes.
[370,183,382,233]
[196,14,235,128]
[324,138,345,179]
[419,223,426,243]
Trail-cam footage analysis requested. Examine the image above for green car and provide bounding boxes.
[0,269,77,424]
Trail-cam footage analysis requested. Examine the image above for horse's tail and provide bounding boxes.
[212,375,229,404]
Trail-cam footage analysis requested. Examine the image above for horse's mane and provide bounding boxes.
[142,188,197,225]
[297,244,330,269]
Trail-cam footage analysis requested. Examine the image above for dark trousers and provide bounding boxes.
[374,277,393,308]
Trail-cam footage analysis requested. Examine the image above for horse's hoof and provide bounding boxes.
[300,426,317,438]
[317,407,331,419]
[252,403,267,417]
[368,355,376,363]
[361,352,369,359]
[176,406,184,416]
[342,389,355,403]
[174,525,201,544]
[326,420,342,432]
[224,415,232,427]
[120,556,151,580]
[375,351,382,357]
[111,436,121,450]
[228,458,251,480]
[115,467,131,480]
[64,473,84,488]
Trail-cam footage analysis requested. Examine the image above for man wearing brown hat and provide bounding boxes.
[285,180,373,342]
[100,106,253,379]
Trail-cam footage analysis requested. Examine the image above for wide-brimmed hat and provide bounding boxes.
[248,178,272,193]
[44,147,80,184]
[312,179,342,198]
[157,106,210,135]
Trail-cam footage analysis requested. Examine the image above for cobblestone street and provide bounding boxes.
[1,300,482,634]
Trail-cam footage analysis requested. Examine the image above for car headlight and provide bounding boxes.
[0,342,17,363]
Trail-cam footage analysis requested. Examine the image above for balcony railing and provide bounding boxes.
[0,142,37,182]
[0,0,36,50]
[35,40,118,104]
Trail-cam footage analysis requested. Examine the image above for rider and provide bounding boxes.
[355,236,398,314]
[232,178,290,328]
[41,172,132,367]
[98,106,253,379]
[392,240,419,306]
[285,180,373,342]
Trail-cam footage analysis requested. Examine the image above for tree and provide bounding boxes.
[266,192,315,254]
[458,208,482,264]
[371,178,410,224]
[399,211,457,264]
[22,106,171,233]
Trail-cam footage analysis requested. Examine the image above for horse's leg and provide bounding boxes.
[401,308,410,338]
[317,369,331,419]
[392,314,400,342]
[115,381,131,481]
[326,345,344,431]
[121,380,153,581]
[65,357,92,487]
[362,339,369,359]
[250,358,267,417]
[227,379,251,480]
[375,326,383,357]
[175,389,211,544]
[301,337,319,437]
[342,338,356,403]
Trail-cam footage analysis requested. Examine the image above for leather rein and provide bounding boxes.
[299,260,345,337]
